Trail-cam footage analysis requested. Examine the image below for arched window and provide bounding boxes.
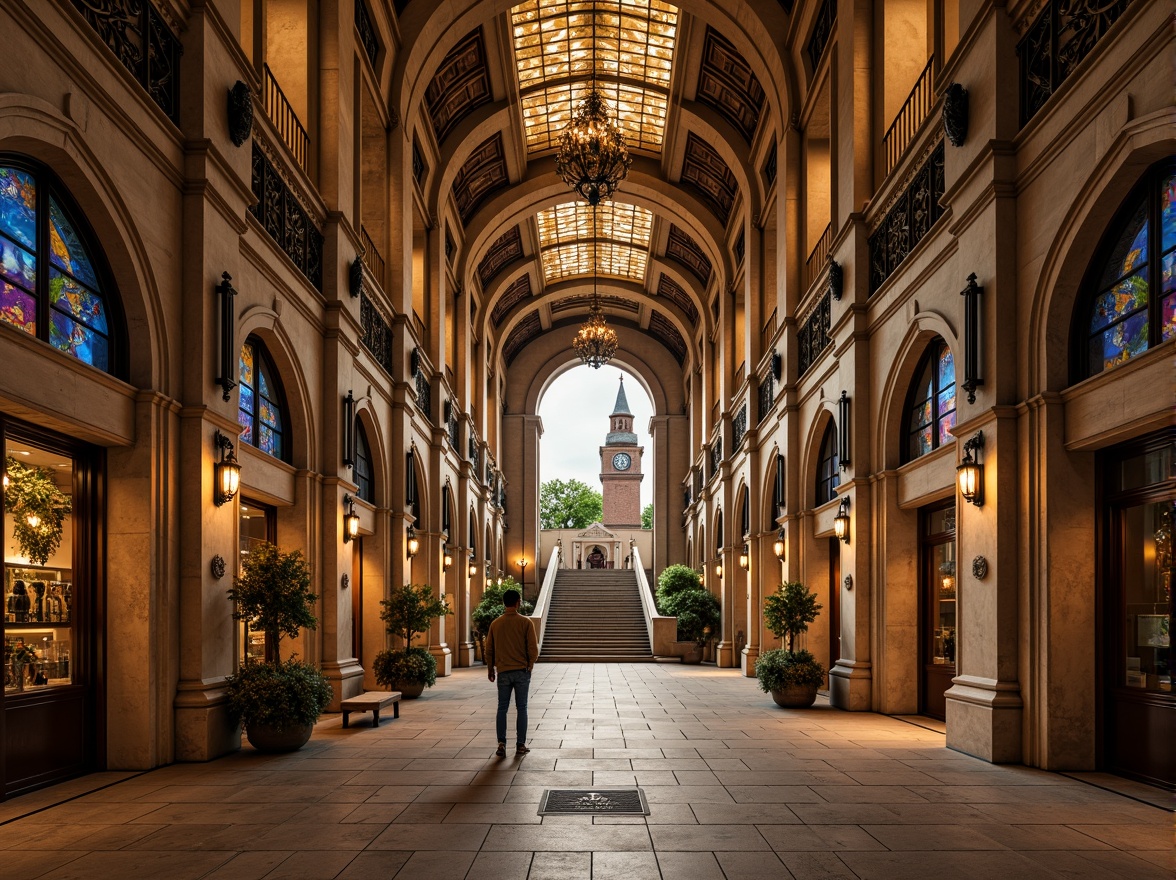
[816,422,840,505]
[0,160,120,374]
[238,337,289,462]
[904,337,957,462]
[1077,163,1175,380]
[354,420,374,503]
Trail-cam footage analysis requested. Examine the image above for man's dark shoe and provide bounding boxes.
[516,744,530,756]
[495,743,506,758]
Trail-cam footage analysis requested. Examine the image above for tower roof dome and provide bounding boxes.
[610,377,633,416]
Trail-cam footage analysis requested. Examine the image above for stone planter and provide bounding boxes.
[395,680,426,699]
[245,720,314,752]
[680,644,704,664]
[770,683,819,708]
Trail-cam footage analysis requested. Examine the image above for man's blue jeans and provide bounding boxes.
[496,669,531,746]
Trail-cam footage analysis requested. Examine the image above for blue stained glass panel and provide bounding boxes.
[49,199,99,289]
[914,426,933,457]
[1163,173,1175,252]
[259,397,280,429]
[0,167,36,249]
[939,410,957,446]
[1095,309,1149,371]
[239,383,255,415]
[1162,293,1175,342]
[910,399,932,431]
[1098,203,1147,289]
[0,235,34,291]
[239,343,255,386]
[50,311,108,370]
[938,385,957,416]
[1090,272,1148,332]
[50,269,108,332]
[238,409,254,443]
[1163,251,1174,296]
[937,347,955,388]
[0,281,35,334]
[259,425,279,458]
[258,368,272,399]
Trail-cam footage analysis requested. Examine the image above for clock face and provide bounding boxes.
[612,453,632,471]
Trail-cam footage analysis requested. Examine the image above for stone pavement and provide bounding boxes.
[0,663,1171,879]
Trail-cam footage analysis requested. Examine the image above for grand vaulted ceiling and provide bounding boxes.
[408,0,784,368]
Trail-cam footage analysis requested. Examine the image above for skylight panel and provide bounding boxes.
[540,242,649,282]
[535,202,652,249]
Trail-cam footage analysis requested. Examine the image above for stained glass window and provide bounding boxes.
[904,338,957,463]
[1081,163,1176,379]
[816,421,840,505]
[0,162,115,372]
[238,337,288,462]
[355,421,374,503]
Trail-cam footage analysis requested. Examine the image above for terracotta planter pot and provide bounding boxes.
[770,683,818,708]
[396,680,427,699]
[245,720,314,752]
[680,644,704,664]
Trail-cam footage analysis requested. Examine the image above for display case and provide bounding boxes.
[4,565,73,692]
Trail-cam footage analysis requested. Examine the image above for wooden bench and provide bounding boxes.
[340,691,401,728]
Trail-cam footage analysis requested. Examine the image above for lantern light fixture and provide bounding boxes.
[958,431,985,506]
[442,544,454,572]
[714,561,723,579]
[773,527,786,560]
[518,557,529,586]
[213,430,242,506]
[738,544,750,570]
[833,497,851,544]
[343,494,360,543]
[406,524,420,558]
[468,550,477,578]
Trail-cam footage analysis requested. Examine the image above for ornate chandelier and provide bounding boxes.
[554,2,632,206]
[572,207,618,369]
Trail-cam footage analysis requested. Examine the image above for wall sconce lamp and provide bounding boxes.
[518,558,528,584]
[406,525,419,557]
[342,389,355,469]
[714,561,723,579]
[215,273,238,402]
[738,544,750,570]
[773,527,786,560]
[833,497,851,544]
[958,431,985,506]
[442,544,454,572]
[213,430,241,506]
[343,494,360,543]
[468,550,477,578]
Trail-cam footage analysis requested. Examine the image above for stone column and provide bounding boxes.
[828,481,873,711]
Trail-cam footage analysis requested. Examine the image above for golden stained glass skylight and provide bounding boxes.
[535,201,653,282]
[511,0,678,152]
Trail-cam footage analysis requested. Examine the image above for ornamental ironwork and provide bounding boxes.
[798,291,832,377]
[806,0,837,72]
[468,436,480,472]
[733,405,748,450]
[359,291,393,374]
[943,82,969,147]
[355,0,380,69]
[69,0,181,123]
[867,141,944,295]
[693,467,703,499]
[249,143,324,290]
[228,82,253,146]
[414,368,431,421]
[710,437,723,481]
[758,373,775,421]
[1019,0,1133,127]
[447,402,460,449]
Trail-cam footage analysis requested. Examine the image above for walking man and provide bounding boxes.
[486,588,538,758]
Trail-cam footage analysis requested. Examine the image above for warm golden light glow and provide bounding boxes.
[834,498,850,544]
[406,526,420,557]
[213,431,242,507]
[572,301,619,368]
[773,528,786,560]
[26,513,40,529]
[536,202,651,283]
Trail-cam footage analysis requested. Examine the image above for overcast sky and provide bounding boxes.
[537,365,654,511]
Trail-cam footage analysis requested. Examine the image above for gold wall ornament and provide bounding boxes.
[555,90,633,206]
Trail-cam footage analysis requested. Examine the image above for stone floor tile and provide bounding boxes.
[839,850,1065,879]
[341,802,407,823]
[252,821,385,850]
[200,851,292,879]
[641,785,735,804]
[28,850,234,880]
[724,785,824,803]
[393,802,454,823]
[971,822,1116,850]
[526,851,592,880]
[257,850,357,879]
[391,849,477,879]
[364,785,427,802]
[760,823,889,852]
[1066,822,1172,850]
[655,850,725,879]
[414,783,510,803]
[649,824,770,851]
[333,851,412,879]
[368,821,490,850]
[714,850,794,879]
[481,824,653,851]
[446,802,545,824]
[591,850,661,879]
[775,851,858,878]
[468,850,535,879]
[857,823,1011,851]
[689,803,800,824]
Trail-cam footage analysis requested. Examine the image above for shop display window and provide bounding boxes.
[3,440,75,693]
[238,499,275,664]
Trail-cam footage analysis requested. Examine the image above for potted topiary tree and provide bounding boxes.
[472,577,533,661]
[373,584,451,698]
[656,564,721,663]
[756,581,825,708]
[225,543,332,752]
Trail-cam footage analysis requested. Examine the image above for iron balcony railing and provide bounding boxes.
[805,223,832,290]
[263,64,310,172]
[360,225,386,290]
[882,55,935,175]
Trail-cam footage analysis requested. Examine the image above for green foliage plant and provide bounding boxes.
[472,577,533,658]
[755,649,826,691]
[655,564,703,612]
[668,587,722,646]
[764,581,822,651]
[539,479,603,529]
[3,457,72,566]
[374,584,452,691]
[224,543,330,733]
[641,504,653,529]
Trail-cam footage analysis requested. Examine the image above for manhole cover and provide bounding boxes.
[538,788,649,816]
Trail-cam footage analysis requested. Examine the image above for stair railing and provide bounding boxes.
[531,543,561,651]
[631,544,669,654]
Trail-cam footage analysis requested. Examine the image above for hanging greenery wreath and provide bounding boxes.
[4,457,72,566]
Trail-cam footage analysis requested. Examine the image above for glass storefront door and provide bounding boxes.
[920,503,956,720]
[2,421,97,797]
[1102,433,1174,788]
[238,499,275,664]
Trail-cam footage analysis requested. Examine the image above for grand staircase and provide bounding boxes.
[538,569,653,662]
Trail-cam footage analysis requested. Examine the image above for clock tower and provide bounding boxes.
[600,377,644,528]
